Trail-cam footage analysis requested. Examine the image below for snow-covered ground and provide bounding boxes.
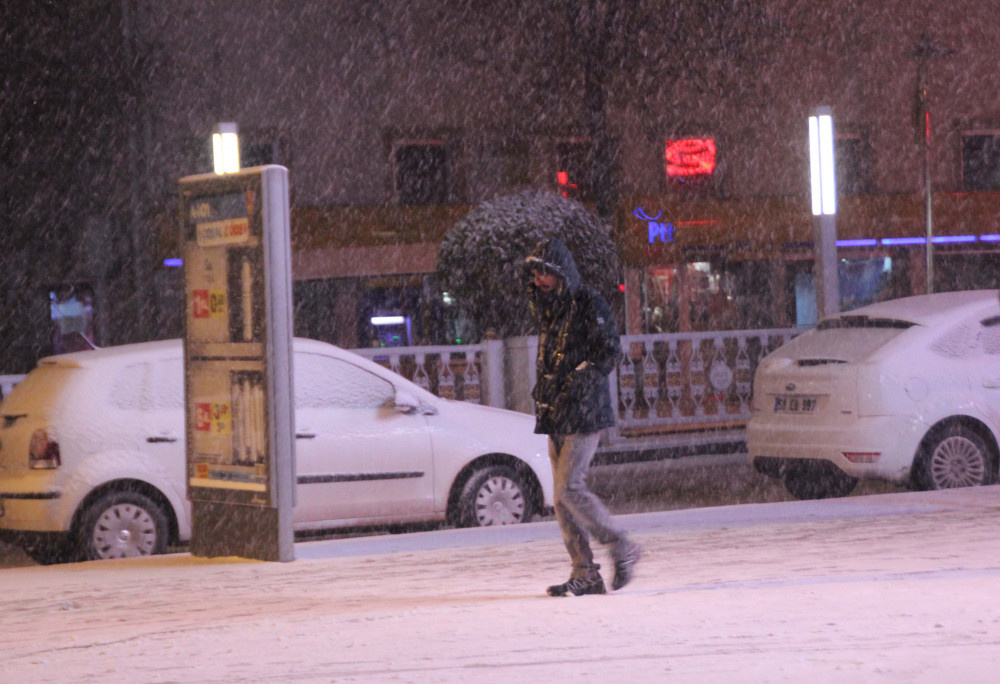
[2,486,999,682]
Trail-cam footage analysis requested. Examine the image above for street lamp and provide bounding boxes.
[809,107,839,318]
[212,122,240,174]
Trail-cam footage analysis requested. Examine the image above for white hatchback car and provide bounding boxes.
[0,339,553,563]
[748,290,1000,499]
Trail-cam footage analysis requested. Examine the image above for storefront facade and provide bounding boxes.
[271,189,1000,351]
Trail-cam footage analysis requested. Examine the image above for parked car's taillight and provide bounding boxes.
[29,429,60,469]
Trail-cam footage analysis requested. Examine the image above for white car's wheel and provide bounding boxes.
[919,425,995,490]
[455,465,534,527]
[78,491,170,560]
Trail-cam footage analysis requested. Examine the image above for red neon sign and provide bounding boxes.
[665,138,717,177]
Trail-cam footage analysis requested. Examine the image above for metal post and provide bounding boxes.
[814,213,839,317]
[910,33,954,294]
[924,118,934,294]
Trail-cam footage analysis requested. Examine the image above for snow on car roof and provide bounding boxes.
[832,290,999,327]
[38,338,183,368]
[36,337,362,369]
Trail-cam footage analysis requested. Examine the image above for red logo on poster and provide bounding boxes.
[195,402,212,431]
[192,289,210,318]
[665,138,717,177]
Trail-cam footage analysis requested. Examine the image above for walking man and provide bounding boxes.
[525,237,641,596]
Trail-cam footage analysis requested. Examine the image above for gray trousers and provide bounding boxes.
[549,432,628,578]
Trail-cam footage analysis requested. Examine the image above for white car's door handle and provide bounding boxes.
[983,380,1000,389]
[146,435,178,443]
[296,432,316,440]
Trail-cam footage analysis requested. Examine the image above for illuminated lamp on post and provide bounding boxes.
[808,107,840,318]
[212,122,240,174]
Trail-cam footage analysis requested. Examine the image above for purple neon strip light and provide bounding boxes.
[881,237,926,245]
[931,235,977,244]
[836,239,878,247]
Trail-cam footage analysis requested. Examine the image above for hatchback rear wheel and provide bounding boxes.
[917,424,995,490]
[77,490,169,561]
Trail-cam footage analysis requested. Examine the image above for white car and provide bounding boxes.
[0,339,553,563]
[748,290,1000,499]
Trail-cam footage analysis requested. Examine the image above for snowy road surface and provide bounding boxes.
[1,486,999,682]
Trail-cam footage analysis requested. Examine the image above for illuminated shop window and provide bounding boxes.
[962,131,1000,191]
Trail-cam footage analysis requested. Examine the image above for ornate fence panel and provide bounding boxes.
[350,328,805,436]
[611,328,802,438]
[350,344,486,404]
[2,330,803,450]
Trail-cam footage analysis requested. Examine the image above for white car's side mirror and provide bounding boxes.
[394,390,420,414]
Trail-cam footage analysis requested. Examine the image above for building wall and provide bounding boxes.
[129,0,1000,346]
[7,1,1000,368]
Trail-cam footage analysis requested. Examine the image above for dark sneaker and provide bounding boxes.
[546,574,607,597]
[611,542,642,591]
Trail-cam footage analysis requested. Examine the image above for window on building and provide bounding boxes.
[555,139,593,201]
[240,131,290,168]
[49,284,95,354]
[394,142,451,205]
[836,133,872,196]
[962,131,1000,191]
[498,139,531,189]
[466,138,530,200]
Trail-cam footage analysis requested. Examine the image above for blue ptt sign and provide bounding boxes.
[634,207,675,244]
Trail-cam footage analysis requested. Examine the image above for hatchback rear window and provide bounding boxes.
[778,326,907,364]
[1,365,77,416]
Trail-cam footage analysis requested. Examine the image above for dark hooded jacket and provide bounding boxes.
[525,238,621,435]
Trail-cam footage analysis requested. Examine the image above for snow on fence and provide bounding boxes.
[352,327,804,440]
[0,328,803,443]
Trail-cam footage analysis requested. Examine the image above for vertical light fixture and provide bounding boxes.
[213,122,240,174]
[809,110,836,215]
[808,106,839,317]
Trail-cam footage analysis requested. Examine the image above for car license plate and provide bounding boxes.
[773,395,818,413]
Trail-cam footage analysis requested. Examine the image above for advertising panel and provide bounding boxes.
[179,165,294,561]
